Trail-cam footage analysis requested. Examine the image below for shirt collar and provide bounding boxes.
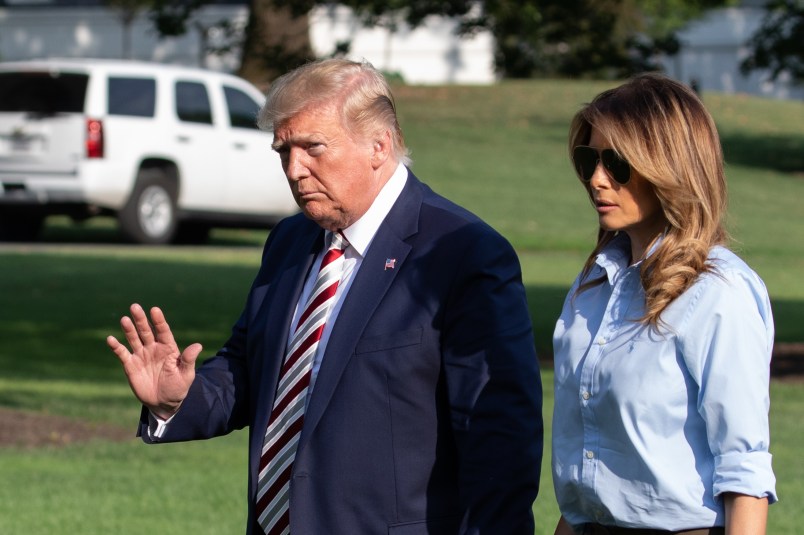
[594,233,665,283]
[594,234,631,283]
[330,162,408,257]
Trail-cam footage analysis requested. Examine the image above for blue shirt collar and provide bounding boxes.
[593,233,665,283]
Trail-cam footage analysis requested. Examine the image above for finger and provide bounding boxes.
[130,303,156,345]
[106,335,132,365]
[181,342,204,370]
[149,306,178,347]
[118,315,144,353]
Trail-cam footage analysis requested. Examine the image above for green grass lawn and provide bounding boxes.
[0,79,801,533]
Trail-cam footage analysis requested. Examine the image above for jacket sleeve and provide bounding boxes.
[441,223,543,534]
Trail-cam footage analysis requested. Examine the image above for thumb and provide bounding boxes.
[180,343,203,369]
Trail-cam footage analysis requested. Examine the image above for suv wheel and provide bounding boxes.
[119,169,178,244]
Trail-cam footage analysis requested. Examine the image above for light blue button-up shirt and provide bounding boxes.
[552,234,777,530]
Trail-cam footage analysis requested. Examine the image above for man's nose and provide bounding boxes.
[285,149,308,181]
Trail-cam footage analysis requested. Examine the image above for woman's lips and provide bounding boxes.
[595,199,617,213]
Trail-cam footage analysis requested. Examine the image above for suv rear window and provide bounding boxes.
[109,77,156,117]
[0,71,88,114]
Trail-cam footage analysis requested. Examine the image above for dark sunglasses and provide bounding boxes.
[572,145,632,185]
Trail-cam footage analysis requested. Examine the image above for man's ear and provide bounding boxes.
[370,129,393,169]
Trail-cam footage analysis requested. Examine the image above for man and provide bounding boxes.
[107,58,542,534]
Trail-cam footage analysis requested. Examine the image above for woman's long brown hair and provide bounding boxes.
[570,73,728,327]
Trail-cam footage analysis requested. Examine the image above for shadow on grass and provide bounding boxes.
[721,132,804,174]
[0,249,570,377]
[770,298,804,344]
[0,253,262,384]
[35,215,269,248]
[0,250,799,389]
[767,298,804,379]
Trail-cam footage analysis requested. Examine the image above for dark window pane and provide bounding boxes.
[175,81,212,124]
[223,86,261,130]
[108,77,156,117]
[0,72,88,114]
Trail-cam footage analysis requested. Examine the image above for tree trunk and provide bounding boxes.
[237,0,314,89]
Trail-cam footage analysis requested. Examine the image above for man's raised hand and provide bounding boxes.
[106,304,202,419]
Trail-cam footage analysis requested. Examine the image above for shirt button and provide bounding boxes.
[585,450,595,459]
[596,337,606,345]
[582,391,591,400]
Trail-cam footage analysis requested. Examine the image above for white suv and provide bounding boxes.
[0,58,297,244]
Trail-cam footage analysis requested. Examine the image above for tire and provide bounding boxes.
[0,213,45,242]
[119,168,178,244]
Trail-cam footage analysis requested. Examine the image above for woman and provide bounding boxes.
[552,73,777,535]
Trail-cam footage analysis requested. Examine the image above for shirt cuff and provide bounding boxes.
[714,450,778,504]
[147,410,177,440]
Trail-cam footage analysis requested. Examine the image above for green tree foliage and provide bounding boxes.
[741,0,804,84]
[236,0,314,87]
[148,0,208,36]
[142,0,731,81]
[337,0,732,78]
[146,0,314,85]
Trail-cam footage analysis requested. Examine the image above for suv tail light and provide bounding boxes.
[86,118,104,158]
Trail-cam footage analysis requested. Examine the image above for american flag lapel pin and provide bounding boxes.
[384,258,396,271]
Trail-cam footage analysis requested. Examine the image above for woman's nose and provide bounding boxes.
[588,160,612,188]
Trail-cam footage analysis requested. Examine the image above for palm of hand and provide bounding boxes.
[107,304,202,419]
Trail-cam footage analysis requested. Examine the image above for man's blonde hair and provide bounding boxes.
[258,58,411,166]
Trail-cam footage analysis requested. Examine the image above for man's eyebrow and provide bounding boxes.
[272,133,324,152]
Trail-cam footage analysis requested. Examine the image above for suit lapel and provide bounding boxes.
[298,173,423,451]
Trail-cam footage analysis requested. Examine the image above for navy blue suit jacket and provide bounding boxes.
[140,172,543,534]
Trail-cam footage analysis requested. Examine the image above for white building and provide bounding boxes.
[0,2,497,84]
[309,5,495,84]
[657,4,804,100]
